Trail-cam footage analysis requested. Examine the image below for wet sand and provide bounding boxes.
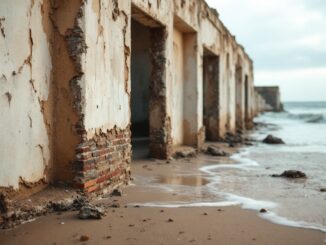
[0,143,325,244]
[1,206,325,245]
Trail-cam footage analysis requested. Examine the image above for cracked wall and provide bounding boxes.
[0,0,53,192]
[73,0,132,193]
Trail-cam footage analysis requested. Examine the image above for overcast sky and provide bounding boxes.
[206,0,326,102]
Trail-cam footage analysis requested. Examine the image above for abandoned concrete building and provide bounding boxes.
[0,0,267,199]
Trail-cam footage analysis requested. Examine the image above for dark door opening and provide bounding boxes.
[130,7,167,160]
[131,19,151,160]
[235,65,243,130]
[244,75,249,128]
[203,49,220,141]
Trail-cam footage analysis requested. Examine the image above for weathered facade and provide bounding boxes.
[0,0,265,197]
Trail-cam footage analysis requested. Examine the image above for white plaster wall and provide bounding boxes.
[218,51,230,136]
[183,33,201,144]
[200,18,221,54]
[132,0,171,25]
[0,0,52,188]
[83,0,131,137]
[171,28,184,145]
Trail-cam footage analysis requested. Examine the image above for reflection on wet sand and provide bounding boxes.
[157,175,209,187]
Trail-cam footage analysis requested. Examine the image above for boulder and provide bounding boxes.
[263,135,285,144]
[272,170,307,179]
[205,146,228,157]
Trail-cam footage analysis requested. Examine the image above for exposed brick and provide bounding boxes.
[74,126,131,195]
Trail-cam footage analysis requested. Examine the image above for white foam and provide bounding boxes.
[223,193,278,210]
[223,193,326,233]
[260,211,326,233]
[200,150,259,174]
[129,201,239,208]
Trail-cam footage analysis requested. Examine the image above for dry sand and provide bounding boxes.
[0,142,325,244]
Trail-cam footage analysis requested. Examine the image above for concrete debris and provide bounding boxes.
[78,204,105,220]
[48,196,88,212]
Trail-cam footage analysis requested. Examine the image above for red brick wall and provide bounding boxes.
[74,127,131,194]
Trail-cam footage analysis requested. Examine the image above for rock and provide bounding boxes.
[205,146,228,157]
[174,147,196,159]
[260,208,267,213]
[224,132,244,145]
[272,170,307,179]
[78,204,105,220]
[167,218,174,222]
[111,189,122,197]
[228,142,235,148]
[263,135,285,144]
[320,188,326,192]
[80,235,89,241]
[109,203,120,208]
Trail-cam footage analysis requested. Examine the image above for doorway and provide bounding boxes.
[130,6,167,160]
[235,65,243,129]
[203,49,220,140]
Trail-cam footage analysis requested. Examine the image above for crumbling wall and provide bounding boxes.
[73,0,132,193]
[149,27,172,158]
[51,0,86,183]
[0,0,53,192]
[0,0,258,197]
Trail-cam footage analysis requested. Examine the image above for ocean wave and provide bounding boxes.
[267,112,326,124]
[289,113,325,123]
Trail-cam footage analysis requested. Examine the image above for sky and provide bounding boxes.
[206,0,326,102]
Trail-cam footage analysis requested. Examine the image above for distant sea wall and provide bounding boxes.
[255,86,283,112]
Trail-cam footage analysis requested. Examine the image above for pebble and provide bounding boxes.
[80,235,89,242]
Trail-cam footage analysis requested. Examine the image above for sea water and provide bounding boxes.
[133,101,326,232]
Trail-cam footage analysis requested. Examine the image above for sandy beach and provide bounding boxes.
[1,141,325,245]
